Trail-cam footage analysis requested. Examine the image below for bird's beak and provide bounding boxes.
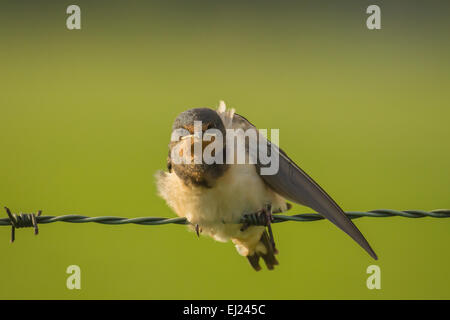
[175,132,217,163]
[181,132,217,145]
[181,132,201,141]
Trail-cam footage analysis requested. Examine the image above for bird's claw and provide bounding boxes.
[240,204,273,231]
[240,204,277,253]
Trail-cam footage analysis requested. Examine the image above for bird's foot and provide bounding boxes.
[240,204,273,231]
[240,204,277,254]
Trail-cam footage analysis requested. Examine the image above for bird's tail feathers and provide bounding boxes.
[247,231,279,271]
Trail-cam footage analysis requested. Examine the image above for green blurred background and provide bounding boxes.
[0,0,449,299]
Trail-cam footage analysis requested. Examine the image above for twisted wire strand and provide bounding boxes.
[0,209,449,227]
[272,209,450,222]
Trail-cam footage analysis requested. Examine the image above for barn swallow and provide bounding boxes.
[156,101,377,270]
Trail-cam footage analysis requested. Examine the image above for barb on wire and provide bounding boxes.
[1,207,449,242]
[4,207,42,243]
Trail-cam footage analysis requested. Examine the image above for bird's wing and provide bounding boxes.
[232,113,378,260]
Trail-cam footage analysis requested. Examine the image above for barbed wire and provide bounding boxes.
[1,207,449,242]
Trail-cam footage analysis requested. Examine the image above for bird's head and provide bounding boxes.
[169,108,228,187]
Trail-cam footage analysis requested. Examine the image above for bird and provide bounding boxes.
[155,101,377,271]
